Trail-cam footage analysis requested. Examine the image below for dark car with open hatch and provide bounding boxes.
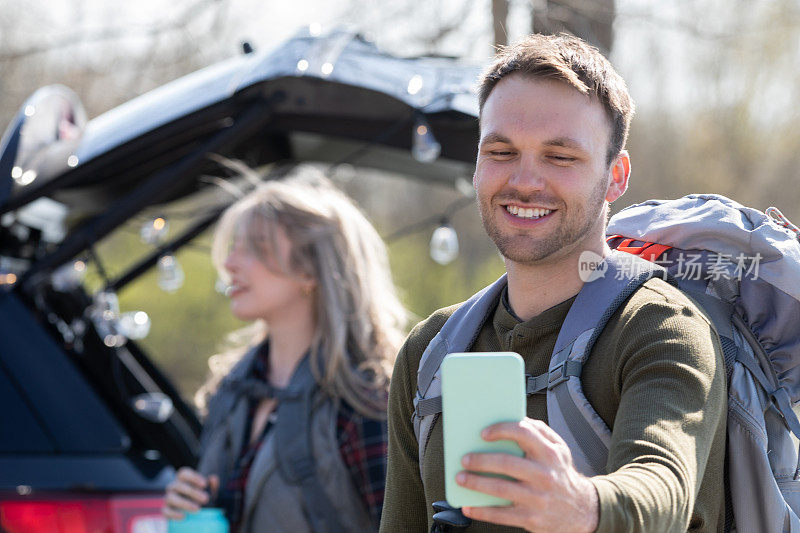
[0,28,479,532]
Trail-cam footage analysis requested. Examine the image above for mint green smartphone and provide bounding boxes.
[441,352,526,508]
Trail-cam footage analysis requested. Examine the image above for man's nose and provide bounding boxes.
[508,156,545,191]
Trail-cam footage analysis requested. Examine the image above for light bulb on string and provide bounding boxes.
[51,259,88,292]
[92,290,120,322]
[430,220,459,265]
[407,75,423,95]
[131,392,174,423]
[14,169,37,186]
[140,216,169,245]
[0,272,17,287]
[412,114,441,163]
[157,254,184,292]
[118,311,151,340]
[89,290,126,347]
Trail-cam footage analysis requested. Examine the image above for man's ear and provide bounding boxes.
[606,150,630,203]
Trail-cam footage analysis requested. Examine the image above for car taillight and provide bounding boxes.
[109,497,167,533]
[0,496,166,533]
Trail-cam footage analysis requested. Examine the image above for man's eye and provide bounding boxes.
[549,155,576,163]
[490,150,513,157]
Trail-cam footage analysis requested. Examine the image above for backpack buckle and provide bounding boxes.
[548,362,571,388]
[414,393,443,418]
[548,360,583,389]
[413,392,422,418]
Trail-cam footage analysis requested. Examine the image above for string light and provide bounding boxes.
[89,290,125,347]
[103,334,124,347]
[51,260,88,291]
[92,290,120,322]
[15,169,37,186]
[430,220,459,265]
[140,216,169,244]
[412,114,441,163]
[131,392,174,423]
[118,311,151,340]
[157,254,184,292]
[88,290,152,345]
[407,75,424,95]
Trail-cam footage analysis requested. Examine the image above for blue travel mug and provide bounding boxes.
[167,508,229,533]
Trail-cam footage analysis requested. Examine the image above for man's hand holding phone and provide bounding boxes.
[457,418,599,533]
[441,352,599,532]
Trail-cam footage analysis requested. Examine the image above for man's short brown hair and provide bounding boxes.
[478,33,634,165]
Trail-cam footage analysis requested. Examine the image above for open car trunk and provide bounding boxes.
[0,27,480,501]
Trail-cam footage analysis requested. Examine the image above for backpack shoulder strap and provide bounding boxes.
[413,274,507,476]
[274,353,345,533]
[412,253,667,480]
[547,251,668,475]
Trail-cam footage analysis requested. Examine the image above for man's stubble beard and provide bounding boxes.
[479,176,610,266]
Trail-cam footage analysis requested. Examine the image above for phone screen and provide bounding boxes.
[441,352,526,507]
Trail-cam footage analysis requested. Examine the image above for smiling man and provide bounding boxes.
[380,34,726,533]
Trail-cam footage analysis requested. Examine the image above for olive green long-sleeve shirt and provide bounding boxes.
[380,278,726,533]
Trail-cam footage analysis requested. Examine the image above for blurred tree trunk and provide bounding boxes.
[492,0,509,47]
[531,0,616,54]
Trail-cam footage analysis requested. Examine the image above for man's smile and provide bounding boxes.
[504,205,555,220]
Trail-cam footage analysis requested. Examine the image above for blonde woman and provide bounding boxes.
[163,170,406,532]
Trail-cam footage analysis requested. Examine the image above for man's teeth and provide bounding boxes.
[506,206,553,219]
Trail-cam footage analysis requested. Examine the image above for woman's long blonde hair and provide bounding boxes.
[201,168,407,419]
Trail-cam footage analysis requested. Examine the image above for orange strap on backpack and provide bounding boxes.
[607,235,672,262]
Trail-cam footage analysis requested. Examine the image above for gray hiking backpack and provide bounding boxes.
[413,194,800,532]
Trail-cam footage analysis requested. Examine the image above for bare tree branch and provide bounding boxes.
[615,10,754,41]
[0,0,222,62]
[390,0,480,54]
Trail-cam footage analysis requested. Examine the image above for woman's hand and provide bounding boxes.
[163,467,219,520]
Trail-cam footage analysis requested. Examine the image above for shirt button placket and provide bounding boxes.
[508,327,526,351]
[503,330,514,350]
